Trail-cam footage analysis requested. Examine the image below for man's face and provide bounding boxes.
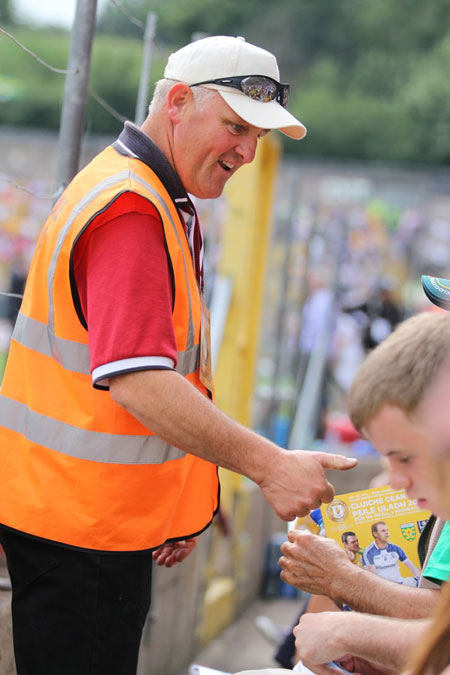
[345,535,359,552]
[414,366,450,518]
[374,524,389,545]
[365,404,446,517]
[170,87,268,199]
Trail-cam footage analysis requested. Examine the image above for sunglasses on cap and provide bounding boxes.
[190,75,290,108]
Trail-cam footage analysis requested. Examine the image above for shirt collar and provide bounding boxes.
[113,121,190,206]
[374,542,388,551]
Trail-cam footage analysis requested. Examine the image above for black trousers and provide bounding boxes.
[0,526,152,675]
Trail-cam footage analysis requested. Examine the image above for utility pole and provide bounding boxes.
[264,170,301,436]
[135,11,157,126]
[54,0,97,201]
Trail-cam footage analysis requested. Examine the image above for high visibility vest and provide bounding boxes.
[0,145,219,552]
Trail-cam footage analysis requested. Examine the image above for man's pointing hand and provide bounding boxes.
[258,449,357,521]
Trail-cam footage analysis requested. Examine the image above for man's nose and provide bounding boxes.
[235,135,258,164]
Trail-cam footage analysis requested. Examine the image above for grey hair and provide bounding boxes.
[148,78,218,114]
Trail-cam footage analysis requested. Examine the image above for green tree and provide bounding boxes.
[2,0,450,165]
[0,0,14,23]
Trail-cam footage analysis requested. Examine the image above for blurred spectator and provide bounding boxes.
[6,257,27,326]
[331,311,365,393]
[296,272,337,438]
[347,277,403,351]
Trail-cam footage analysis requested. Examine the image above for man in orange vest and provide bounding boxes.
[0,35,356,675]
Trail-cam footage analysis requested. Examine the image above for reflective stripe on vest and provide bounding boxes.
[0,395,185,464]
[11,312,200,377]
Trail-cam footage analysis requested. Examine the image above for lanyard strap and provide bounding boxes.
[177,198,204,294]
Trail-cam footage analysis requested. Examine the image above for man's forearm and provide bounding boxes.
[280,531,439,618]
[110,369,356,521]
[110,368,278,482]
[330,564,438,618]
[294,611,431,671]
[331,614,430,670]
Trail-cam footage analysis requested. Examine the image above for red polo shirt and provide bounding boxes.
[72,191,177,388]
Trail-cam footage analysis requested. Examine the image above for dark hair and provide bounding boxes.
[341,531,356,544]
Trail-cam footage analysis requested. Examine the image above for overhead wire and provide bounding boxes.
[0,24,128,124]
[108,0,145,31]
[0,26,72,74]
[88,87,128,123]
[0,21,129,199]
[0,176,58,201]
[1,7,157,303]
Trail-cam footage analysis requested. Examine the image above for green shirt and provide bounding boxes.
[423,520,450,585]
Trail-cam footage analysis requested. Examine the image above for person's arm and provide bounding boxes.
[364,564,377,574]
[77,192,356,521]
[279,530,439,617]
[338,656,395,675]
[109,369,356,521]
[361,549,376,573]
[433,667,450,675]
[293,611,431,672]
[404,558,420,577]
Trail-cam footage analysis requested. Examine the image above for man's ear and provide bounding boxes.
[167,82,193,124]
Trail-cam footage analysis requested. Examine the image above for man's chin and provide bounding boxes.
[194,186,226,200]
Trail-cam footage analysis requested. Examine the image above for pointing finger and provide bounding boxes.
[316,453,358,471]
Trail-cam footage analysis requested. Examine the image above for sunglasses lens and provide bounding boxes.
[241,76,278,103]
[241,76,289,107]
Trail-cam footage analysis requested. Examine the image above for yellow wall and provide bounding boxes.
[194,135,281,644]
[214,134,281,427]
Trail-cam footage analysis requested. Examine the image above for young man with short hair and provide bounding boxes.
[279,312,450,673]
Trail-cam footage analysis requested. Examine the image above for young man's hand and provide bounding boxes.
[279,529,354,597]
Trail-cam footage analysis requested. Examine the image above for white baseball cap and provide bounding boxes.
[164,35,307,140]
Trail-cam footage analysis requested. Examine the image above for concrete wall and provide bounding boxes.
[0,592,15,675]
[137,480,277,675]
[0,127,112,182]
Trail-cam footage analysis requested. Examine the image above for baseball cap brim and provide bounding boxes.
[218,89,307,140]
[422,275,450,311]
